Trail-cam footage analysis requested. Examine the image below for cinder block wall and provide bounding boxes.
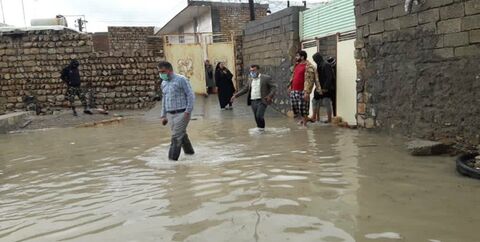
[242,7,305,115]
[318,35,337,59]
[0,28,162,113]
[354,0,480,146]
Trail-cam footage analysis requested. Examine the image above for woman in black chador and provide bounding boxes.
[215,62,235,110]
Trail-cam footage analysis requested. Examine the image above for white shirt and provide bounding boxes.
[250,74,261,100]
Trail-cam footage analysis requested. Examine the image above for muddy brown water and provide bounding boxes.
[1,97,479,242]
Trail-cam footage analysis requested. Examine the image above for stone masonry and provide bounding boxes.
[0,28,162,113]
[243,7,305,115]
[354,0,480,146]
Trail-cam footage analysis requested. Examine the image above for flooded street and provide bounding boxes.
[1,97,479,242]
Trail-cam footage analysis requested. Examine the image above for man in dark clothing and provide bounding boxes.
[312,53,335,123]
[61,60,91,116]
[326,56,337,116]
[204,60,215,97]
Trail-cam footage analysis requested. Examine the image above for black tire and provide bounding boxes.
[456,153,480,179]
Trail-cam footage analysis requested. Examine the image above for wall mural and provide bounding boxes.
[177,58,194,79]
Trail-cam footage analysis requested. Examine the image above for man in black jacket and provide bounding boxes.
[312,53,335,123]
[61,60,91,116]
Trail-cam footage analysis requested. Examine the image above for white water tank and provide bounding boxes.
[31,15,68,27]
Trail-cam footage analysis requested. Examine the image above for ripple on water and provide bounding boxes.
[269,175,308,181]
[318,178,350,185]
[365,232,403,240]
[136,141,245,168]
[248,127,291,136]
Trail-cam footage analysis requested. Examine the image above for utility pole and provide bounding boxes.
[76,18,83,32]
[0,0,5,24]
[248,0,255,21]
[21,0,26,26]
[75,17,88,32]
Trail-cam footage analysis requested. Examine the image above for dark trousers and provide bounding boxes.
[167,112,194,161]
[251,99,267,129]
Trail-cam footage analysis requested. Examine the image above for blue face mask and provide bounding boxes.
[249,72,258,78]
[159,73,169,80]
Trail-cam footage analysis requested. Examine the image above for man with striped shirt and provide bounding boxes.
[159,61,196,161]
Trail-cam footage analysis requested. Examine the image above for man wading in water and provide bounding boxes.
[159,61,196,161]
[231,64,277,133]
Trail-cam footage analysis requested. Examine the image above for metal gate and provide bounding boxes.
[162,33,236,94]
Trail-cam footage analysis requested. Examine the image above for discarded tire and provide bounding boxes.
[456,153,480,179]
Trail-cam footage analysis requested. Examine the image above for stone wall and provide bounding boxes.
[234,35,244,87]
[0,28,161,113]
[243,7,305,115]
[108,26,155,52]
[354,0,480,146]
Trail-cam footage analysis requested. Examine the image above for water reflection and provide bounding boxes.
[0,96,478,241]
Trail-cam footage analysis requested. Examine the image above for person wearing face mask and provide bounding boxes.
[60,59,92,116]
[158,61,196,161]
[231,65,277,133]
[288,50,319,127]
[215,62,235,110]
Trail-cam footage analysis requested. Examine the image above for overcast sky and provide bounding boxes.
[0,0,329,32]
[0,0,188,32]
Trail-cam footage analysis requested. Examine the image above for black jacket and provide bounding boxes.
[61,66,81,87]
[315,63,335,99]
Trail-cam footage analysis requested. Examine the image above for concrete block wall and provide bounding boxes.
[243,7,305,115]
[189,1,269,36]
[0,28,161,113]
[318,35,337,59]
[354,0,480,146]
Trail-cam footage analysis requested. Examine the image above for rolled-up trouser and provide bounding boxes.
[167,112,194,161]
[251,99,267,128]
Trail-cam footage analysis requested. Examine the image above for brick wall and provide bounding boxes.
[108,26,155,52]
[0,28,161,113]
[354,0,480,146]
[243,7,305,115]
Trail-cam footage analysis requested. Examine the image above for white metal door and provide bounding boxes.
[336,39,357,125]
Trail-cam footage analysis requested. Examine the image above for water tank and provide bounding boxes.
[30,15,68,27]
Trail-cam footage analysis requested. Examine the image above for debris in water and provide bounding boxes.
[20,120,32,128]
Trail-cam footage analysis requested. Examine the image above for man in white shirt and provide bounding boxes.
[231,65,277,131]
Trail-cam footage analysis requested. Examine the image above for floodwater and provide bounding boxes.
[0,96,479,242]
